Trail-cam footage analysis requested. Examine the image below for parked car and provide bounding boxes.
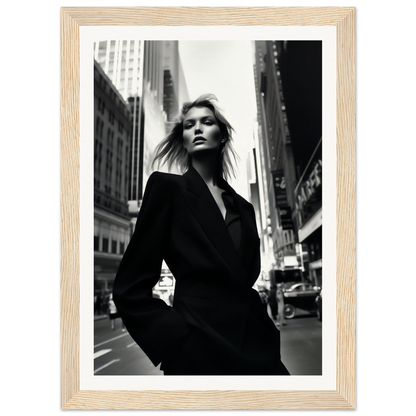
[282,282,321,319]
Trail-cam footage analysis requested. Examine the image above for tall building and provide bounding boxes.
[94,40,144,102]
[274,41,322,287]
[94,61,133,296]
[253,40,322,287]
[93,40,189,300]
[253,41,299,276]
[94,39,145,212]
[162,41,190,124]
[94,40,188,211]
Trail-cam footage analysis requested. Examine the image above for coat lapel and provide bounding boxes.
[181,168,256,285]
[220,179,258,271]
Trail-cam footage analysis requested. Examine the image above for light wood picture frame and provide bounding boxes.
[61,6,355,409]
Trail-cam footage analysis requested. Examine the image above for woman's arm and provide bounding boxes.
[113,172,191,367]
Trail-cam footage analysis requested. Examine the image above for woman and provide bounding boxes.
[113,94,289,375]
[107,293,125,331]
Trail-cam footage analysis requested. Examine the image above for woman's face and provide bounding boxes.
[182,106,223,158]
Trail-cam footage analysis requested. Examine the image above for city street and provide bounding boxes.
[94,316,162,375]
[277,311,322,375]
[92,39,324,380]
[94,310,321,376]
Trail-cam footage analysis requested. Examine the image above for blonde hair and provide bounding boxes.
[152,94,239,181]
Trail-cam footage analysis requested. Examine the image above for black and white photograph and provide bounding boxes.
[92,39,323,377]
[78,23,338,396]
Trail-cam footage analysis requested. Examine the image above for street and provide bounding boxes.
[94,309,321,376]
[277,311,322,375]
[94,316,163,375]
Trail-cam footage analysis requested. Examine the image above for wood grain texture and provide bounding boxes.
[60,7,80,408]
[62,390,352,410]
[336,7,356,410]
[60,6,356,409]
[62,6,355,26]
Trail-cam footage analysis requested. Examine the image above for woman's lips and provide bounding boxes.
[193,137,206,143]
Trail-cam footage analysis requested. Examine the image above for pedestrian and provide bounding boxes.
[113,94,289,376]
[94,293,102,315]
[276,283,287,327]
[268,285,278,321]
[258,289,269,312]
[107,293,124,331]
[107,293,118,330]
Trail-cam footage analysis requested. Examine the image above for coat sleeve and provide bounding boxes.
[113,172,191,367]
[247,202,261,287]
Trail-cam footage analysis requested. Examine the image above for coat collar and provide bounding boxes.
[182,166,234,198]
[181,167,257,285]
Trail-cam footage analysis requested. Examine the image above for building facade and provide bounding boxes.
[275,41,322,287]
[93,40,189,300]
[253,41,299,278]
[94,40,144,102]
[94,61,133,296]
[162,41,190,123]
[253,40,322,287]
[94,40,188,208]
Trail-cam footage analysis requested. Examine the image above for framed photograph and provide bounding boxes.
[61,7,355,409]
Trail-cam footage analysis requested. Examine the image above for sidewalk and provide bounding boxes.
[94,313,107,321]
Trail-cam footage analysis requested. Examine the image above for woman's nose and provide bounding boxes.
[195,124,203,135]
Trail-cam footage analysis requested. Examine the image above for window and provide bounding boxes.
[108,111,114,124]
[94,139,98,162]
[95,116,101,137]
[94,219,101,249]
[112,240,117,254]
[98,98,104,113]
[95,117,104,138]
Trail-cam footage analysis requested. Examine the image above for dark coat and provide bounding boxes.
[113,167,289,375]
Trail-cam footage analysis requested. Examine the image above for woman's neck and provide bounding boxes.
[192,157,221,188]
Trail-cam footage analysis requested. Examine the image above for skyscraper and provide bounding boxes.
[94,61,132,297]
[93,40,189,299]
[94,40,144,102]
[253,40,299,273]
[94,40,145,206]
[253,40,322,287]
[94,40,189,207]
